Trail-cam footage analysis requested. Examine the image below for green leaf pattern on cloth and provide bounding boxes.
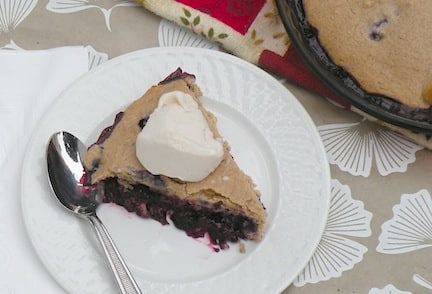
[180,8,229,46]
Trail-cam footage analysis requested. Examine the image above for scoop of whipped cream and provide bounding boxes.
[136,90,224,182]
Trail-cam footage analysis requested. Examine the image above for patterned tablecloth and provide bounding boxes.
[2,1,432,294]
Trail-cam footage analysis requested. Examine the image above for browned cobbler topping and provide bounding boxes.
[83,68,266,250]
[303,0,432,109]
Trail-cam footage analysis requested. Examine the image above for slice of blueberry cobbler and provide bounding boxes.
[83,68,266,250]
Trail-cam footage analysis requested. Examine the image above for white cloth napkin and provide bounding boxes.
[0,47,88,167]
[0,46,88,293]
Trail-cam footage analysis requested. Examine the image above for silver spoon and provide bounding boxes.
[47,131,142,294]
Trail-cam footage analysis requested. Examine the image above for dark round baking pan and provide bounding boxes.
[276,0,432,134]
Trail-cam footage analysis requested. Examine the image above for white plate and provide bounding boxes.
[21,47,330,294]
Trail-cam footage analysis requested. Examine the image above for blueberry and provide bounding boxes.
[369,17,388,41]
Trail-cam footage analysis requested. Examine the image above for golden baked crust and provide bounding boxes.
[84,72,266,240]
[303,0,432,108]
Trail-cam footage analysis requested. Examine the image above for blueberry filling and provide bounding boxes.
[138,117,148,129]
[369,17,388,41]
[93,112,124,146]
[97,177,258,250]
[158,67,195,85]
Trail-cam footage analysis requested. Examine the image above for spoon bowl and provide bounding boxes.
[47,131,98,215]
[47,131,141,294]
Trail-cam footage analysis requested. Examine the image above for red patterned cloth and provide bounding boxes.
[176,0,266,34]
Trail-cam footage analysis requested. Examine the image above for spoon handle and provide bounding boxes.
[88,214,142,294]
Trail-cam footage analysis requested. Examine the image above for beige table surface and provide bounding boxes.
[3,1,432,294]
